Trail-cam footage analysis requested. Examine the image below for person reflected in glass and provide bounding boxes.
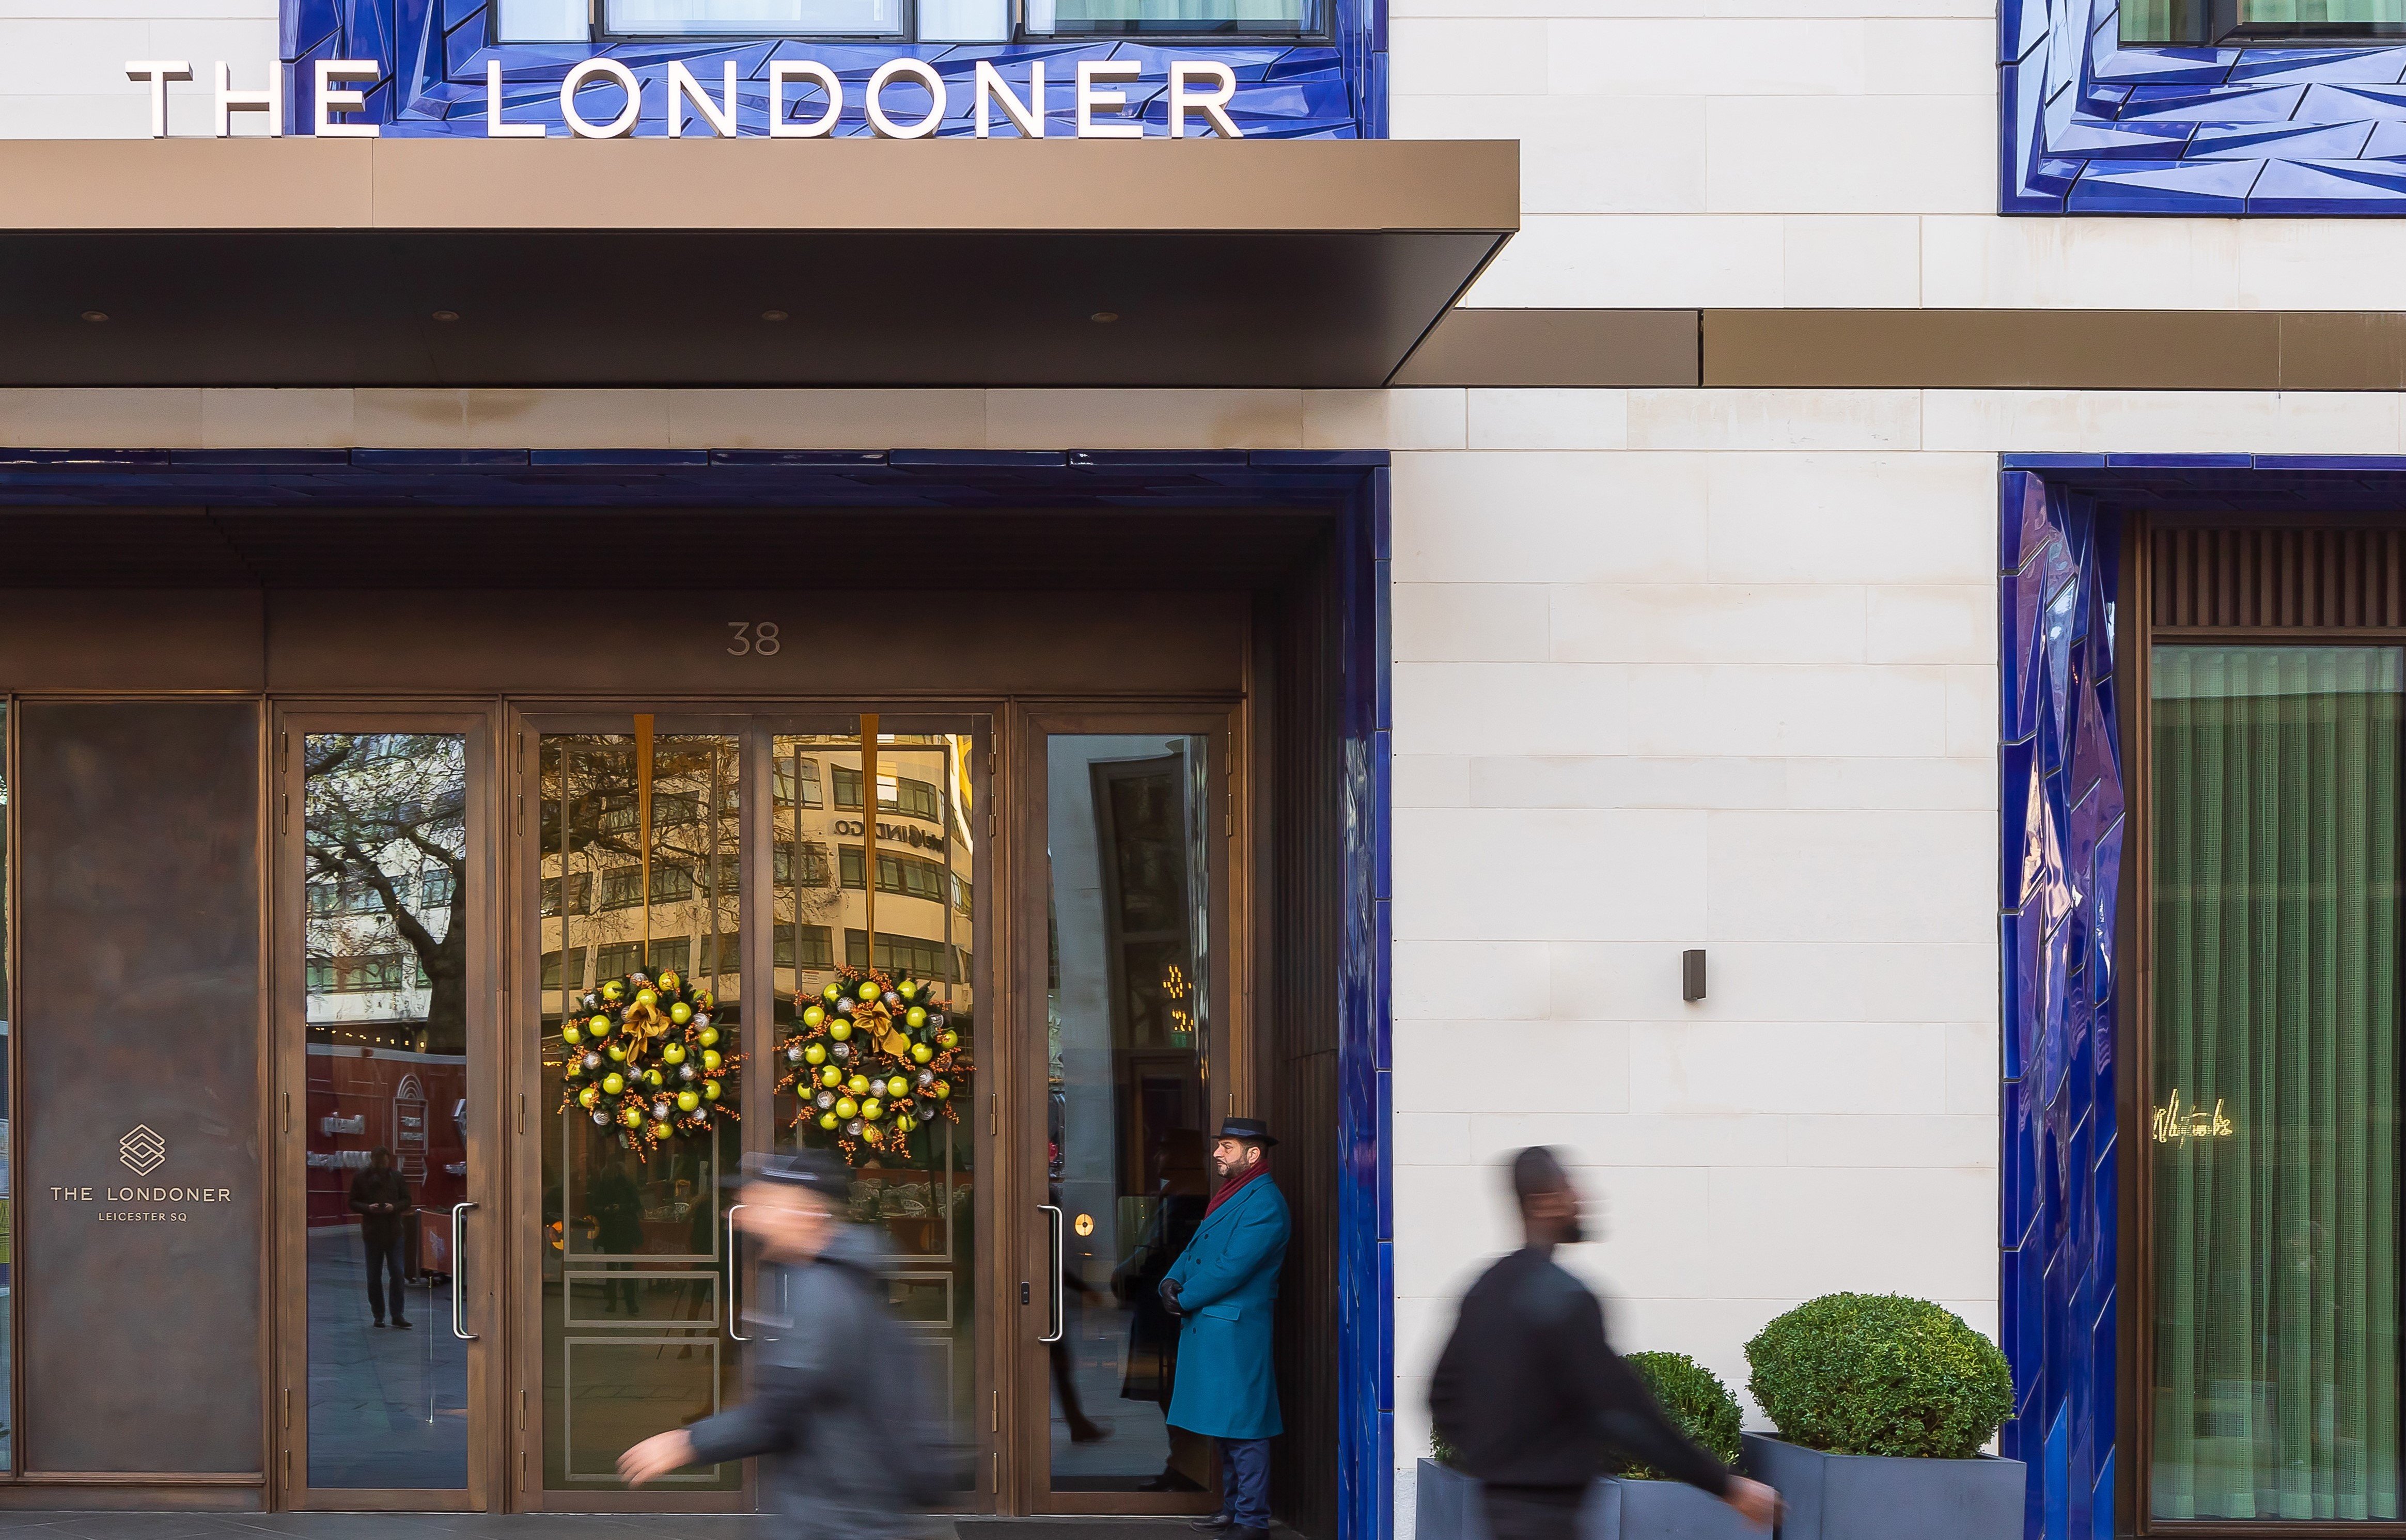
[1115,1127,1209,1490]
[590,1146,646,1315]
[348,1145,415,1330]
[1051,1172,1108,1445]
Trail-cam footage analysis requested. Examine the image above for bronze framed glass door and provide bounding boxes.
[273,709,503,1510]
[1019,712,1235,1515]
[515,711,992,1513]
[525,716,751,1510]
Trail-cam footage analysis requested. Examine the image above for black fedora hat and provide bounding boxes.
[720,1148,851,1195]
[1215,1117,1278,1148]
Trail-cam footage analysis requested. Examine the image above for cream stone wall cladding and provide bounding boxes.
[0,0,273,137]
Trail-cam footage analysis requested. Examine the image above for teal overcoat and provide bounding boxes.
[1163,1173,1290,1440]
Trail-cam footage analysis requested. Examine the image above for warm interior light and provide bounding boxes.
[761,309,790,322]
[431,309,460,322]
[80,310,108,323]
[1090,310,1120,323]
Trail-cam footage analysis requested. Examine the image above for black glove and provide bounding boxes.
[1158,1279,1183,1317]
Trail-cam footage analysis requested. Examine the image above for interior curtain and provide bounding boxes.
[2240,0,2406,22]
[2151,645,2404,1521]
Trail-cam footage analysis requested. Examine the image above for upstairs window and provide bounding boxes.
[496,0,1311,44]
[2124,0,2400,43]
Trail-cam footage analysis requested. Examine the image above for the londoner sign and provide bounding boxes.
[122,57,1248,139]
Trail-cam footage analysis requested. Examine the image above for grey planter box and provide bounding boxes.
[1416,1458,1761,1540]
[1740,1433,2025,1540]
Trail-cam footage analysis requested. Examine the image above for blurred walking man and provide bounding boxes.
[1162,1117,1289,1540]
[620,1151,940,1536]
[1429,1148,1779,1540]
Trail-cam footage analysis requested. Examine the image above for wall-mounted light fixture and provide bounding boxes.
[1681,949,1707,1003]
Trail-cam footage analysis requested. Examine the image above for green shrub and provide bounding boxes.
[1744,1293,2012,1460]
[1620,1351,1743,1479]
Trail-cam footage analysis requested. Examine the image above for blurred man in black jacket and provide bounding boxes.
[1429,1148,1778,1540]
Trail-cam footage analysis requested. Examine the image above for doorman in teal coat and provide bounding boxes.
[1162,1117,1290,1540]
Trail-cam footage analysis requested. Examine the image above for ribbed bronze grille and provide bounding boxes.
[2150,524,2406,630]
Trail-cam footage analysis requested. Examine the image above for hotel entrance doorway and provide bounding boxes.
[265,699,1239,1518]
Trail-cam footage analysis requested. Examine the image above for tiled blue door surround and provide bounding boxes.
[277,0,1380,138]
[2004,0,2406,213]
[1999,457,2406,1540]
[2001,465,2123,1540]
[0,448,1395,1540]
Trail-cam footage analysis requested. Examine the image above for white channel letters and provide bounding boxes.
[129,55,1244,139]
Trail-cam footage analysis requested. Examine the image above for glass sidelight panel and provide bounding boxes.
[540,731,743,1492]
[301,733,472,1489]
[2150,647,2406,1521]
[770,728,980,1496]
[1045,734,1214,1494]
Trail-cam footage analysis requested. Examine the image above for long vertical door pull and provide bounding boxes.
[1038,1204,1065,1344]
[727,1203,752,1341]
[451,1202,478,1341]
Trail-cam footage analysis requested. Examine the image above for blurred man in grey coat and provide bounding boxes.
[620,1151,939,1538]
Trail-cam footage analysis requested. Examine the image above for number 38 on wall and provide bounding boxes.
[727,622,782,656]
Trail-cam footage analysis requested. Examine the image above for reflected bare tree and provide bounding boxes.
[305,734,468,1053]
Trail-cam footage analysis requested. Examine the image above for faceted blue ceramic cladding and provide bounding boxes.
[1998,469,2122,1540]
[2003,0,2406,213]
[279,0,1379,136]
[1337,465,1394,1540]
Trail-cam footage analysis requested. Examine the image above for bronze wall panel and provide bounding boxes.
[0,590,264,691]
[265,590,1247,697]
[1262,548,1340,1539]
[17,700,263,1474]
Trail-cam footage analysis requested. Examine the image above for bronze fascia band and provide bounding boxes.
[1395,308,2406,390]
[0,138,1520,235]
[1390,308,1701,386]
[1709,309,2406,391]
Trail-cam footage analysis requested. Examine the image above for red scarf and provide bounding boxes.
[1205,1158,1269,1217]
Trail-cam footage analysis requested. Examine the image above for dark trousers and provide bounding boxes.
[1481,1487,1586,1540]
[1219,1436,1272,1530]
[364,1231,409,1322]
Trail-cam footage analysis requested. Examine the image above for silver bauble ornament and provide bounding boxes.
[653,1100,673,1121]
[883,991,902,1009]
[680,1063,697,1081]
[591,1110,610,1126]
[787,1046,804,1063]
[845,1119,864,1137]
[816,1089,836,1109]
[927,1012,946,1030]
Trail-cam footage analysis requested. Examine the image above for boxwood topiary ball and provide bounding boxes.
[1744,1293,2011,1460]
[1620,1351,1742,1477]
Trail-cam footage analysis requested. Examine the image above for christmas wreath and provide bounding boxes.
[559,968,742,1155]
[776,966,973,1163]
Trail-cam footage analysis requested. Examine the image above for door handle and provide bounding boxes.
[450,1202,478,1341]
[727,1203,751,1343]
[1038,1204,1065,1345]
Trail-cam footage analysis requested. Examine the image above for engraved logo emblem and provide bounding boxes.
[118,1125,166,1177]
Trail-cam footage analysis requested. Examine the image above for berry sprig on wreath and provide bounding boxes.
[559,968,741,1157]
[777,967,971,1164]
